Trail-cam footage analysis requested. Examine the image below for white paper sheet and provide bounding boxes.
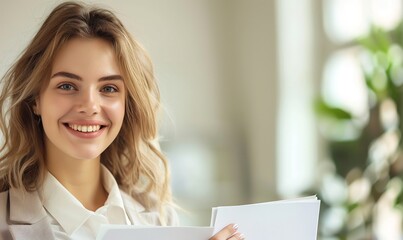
[96,196,320,240]
[211,195,320,240]
[96,226,214,240]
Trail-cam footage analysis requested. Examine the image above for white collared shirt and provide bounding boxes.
[39,166,131,240]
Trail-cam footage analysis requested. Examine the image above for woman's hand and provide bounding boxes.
[209,224,245,240]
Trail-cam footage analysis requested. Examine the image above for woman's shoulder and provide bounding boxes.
[0,190,7,200]
[0,190,7,216]
[0,190,11,240]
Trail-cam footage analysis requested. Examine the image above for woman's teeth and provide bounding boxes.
[68,124,101,132]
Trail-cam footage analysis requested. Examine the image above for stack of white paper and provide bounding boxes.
[211,195,320,240]
[97,195,320,240]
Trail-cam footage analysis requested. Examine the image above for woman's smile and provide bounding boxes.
[67,124,102,133]
[64,120,107,138]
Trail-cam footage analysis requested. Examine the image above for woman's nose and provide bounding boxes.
[76,89,100,115]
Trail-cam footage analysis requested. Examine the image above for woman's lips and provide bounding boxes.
[63,123,107,138]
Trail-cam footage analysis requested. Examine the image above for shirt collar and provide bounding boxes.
[101,165,124,209]
[100,165,131,224]
[39,165,129,236]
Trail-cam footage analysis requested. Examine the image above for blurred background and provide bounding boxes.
[1,0,403,239]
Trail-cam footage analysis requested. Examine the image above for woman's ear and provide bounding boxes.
[33,98,41,115]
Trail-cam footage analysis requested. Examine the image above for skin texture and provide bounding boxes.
[34,37,126,210]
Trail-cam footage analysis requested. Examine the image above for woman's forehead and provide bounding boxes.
[51,37,122,79]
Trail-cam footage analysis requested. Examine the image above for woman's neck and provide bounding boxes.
[45,153,108,211]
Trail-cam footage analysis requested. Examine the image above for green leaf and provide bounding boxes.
[314,99,353,120]
[357,27,391,53]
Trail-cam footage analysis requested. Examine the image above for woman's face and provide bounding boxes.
[35,37,126,163]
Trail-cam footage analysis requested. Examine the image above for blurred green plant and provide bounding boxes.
[315,23,403,239]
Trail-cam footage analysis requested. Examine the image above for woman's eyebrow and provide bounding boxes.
[51,71,82,80]
[99,75,124,81]
[51,71,123,81]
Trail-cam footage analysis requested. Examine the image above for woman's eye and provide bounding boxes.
[58,83,76,91]
[102,85,118,93]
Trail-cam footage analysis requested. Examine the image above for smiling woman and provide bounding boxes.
[0,2,243,240]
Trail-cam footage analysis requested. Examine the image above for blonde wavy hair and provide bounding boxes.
[0,1,172,220]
